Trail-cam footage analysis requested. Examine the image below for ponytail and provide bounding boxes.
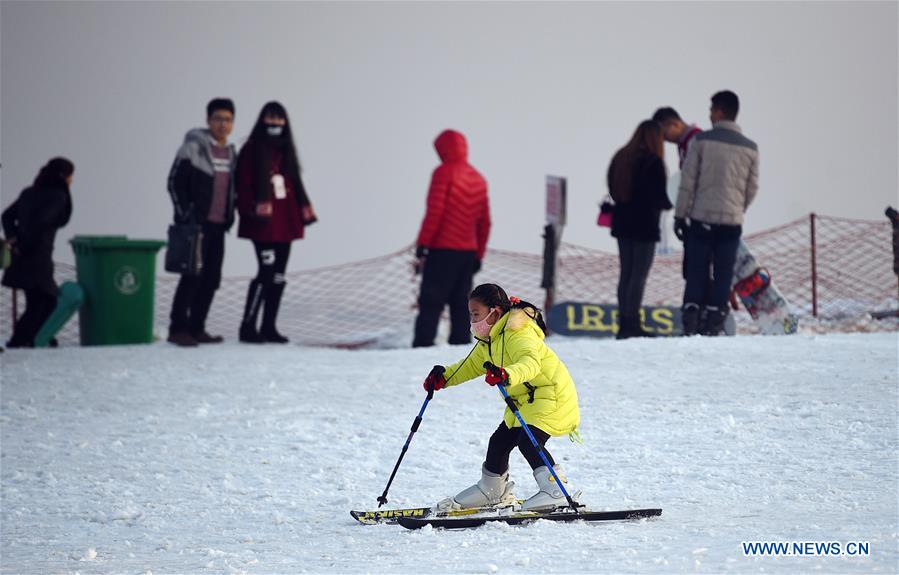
[469,283,548,335]
[33,157,74,190]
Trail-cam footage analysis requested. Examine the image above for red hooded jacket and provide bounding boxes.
[416,130,491,260]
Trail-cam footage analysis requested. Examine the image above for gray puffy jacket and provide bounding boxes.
[675,121,759,225]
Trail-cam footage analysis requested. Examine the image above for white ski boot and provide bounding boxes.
[436,465,517,511]
[521,465,579,511]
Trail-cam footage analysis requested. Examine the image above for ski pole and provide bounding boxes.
[376,385,434,507]
[484,361,581,513]
[377,346,480,506]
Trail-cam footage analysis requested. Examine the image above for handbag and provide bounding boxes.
[597,197,614,228]
[165,223,204,275]
[0,239,10,270]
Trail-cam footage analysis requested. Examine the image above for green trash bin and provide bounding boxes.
[70,235,166,346]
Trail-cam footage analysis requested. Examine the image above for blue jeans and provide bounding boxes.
[616,238,656,320]
[683,221,741,309]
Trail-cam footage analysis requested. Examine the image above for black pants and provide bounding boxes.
[683,221,741,309]
[169,222,225,335]
[412,249,476,347]
[484,422,554,475]
[8,288,57,347]
[243,241,291,328]
[616,238,656,320]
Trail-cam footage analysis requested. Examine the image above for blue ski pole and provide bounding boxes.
[484,361,581,513]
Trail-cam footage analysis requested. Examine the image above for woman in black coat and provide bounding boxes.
[607,121,672,339]
[2,158,74,348]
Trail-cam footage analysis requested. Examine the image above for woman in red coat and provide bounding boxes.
[235,101,316,343]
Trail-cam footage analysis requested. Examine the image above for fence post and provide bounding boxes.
[542,176,567,334]
[810,212,818,317]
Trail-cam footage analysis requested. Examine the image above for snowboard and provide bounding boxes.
[730,241,798,335]
[351,500,524,525]
[397,507,662,530]
[35,281,84,348]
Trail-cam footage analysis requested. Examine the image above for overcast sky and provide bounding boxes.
[2,1,897,276]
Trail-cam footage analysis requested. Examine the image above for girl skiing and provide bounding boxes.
[422,283,581,511]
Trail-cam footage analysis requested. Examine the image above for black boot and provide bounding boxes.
[239,279,266,344]
[702,306,728,336]
[616,315,635,340]
[260,282,289,344]
[189,282,222,343]
[682,303,701,336]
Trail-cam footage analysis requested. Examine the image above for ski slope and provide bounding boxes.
[1,332,897,574]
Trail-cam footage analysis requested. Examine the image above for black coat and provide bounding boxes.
[608,152,672,242]
[2,185,72,295]
[167,129,237,229]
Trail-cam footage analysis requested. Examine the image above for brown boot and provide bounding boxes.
[191,331,224,344]
[167,331,199,347]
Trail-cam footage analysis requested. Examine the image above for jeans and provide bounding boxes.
[242,241,292,329]
[683,220,741,309]
[412,249,476,347]
[169,222,225,335]
[616,238,656,320]
[7,289,57,347]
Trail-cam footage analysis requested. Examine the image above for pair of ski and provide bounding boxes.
[362,361,662,530]
[351,502,662,530]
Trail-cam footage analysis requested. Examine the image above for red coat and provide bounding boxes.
[236,142,305,243]
[416,130,491,260]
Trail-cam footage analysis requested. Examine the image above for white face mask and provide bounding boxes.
[266,125,284,137]
[471,308,497,339]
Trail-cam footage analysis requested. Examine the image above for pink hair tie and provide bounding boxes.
[509,296,521,305]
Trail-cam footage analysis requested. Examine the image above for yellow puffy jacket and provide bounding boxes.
[443,308,580,437]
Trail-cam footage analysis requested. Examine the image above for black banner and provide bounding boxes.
[547,301,682,338]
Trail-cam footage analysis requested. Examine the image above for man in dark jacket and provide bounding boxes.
[653,106,712,317]
[166,98,237,346]
[652,107,703,170]
[413,129,491,347]
[2,158,74,348]
[887,206,899,297]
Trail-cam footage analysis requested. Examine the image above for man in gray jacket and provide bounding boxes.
[166,98,237,346]
[674,90,759,335]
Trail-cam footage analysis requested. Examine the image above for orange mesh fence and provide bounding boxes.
[2,214,895,347]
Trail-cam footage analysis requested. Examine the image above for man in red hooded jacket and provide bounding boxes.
[413,129,491,347]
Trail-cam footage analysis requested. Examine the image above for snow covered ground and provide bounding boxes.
[1,332,897,574]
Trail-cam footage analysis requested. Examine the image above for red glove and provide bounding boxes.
[423,365,446,392]
[485,366,508,386]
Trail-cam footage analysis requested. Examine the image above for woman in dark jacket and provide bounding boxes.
[607,120,672,339]
[2,158,74,348]
[235,101,316,344]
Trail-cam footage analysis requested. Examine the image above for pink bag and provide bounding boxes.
[597,199,614,228]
